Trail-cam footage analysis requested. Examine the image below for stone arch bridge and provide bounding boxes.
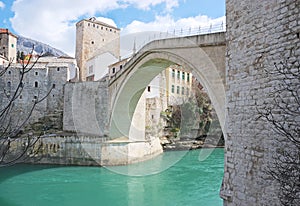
[64,32,226,166]
[108,32,226,143]
[63,1,298,205]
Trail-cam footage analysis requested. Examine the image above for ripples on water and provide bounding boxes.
[0,148,224,206]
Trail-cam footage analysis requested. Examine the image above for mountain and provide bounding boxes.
[17,36,69,57]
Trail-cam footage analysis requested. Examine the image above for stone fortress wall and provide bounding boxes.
[0,63,70,132]
[222,0,300,205]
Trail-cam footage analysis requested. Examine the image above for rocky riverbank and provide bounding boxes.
[160,135,224,151]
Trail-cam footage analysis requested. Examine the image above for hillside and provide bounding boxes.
[17,36,69,57]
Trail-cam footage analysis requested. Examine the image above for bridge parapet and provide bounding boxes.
[109,32,226,86]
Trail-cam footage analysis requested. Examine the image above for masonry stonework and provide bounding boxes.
[75,18,120,81]
[222,0,300,205]
[63,80,109,136]
[0,64,69,131]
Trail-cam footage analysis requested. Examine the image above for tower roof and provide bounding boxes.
[76,17,120,31]
[0,28,18,38]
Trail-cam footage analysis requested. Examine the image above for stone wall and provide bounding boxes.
[22,135,162,166]
[0,64,68,132]
[63,80,109,137]
[25,135,105,166]
[223,0,299,205]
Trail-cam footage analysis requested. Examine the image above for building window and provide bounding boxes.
[97,25,99,29]
[34,81,38,88]
[151,115,154,119]
[110,29,112,32]
[11,44,14,48]
[172,69,175,78]
[34,95,37,100]
[171,85,175,93]
[147,86,151,92]
[7,81,11,88]
[177,86,180,94]
[57,68,60,72]
[20,95,22,99]
[112,67,115,74]
[52,84,56,89]
[8,70,11,75]
[88,23,90,26]
[89,65,93,74]
[35,71,38,76]
[120,65,123,70]
[187,73,190,82]
[182,87,184,95]
[93,24,95,27]
[177,71,180,79]
[91,41,94,44]
[182,72,185,80]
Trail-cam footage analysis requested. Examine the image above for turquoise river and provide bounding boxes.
[0,148,224,206]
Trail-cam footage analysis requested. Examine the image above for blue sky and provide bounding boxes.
[0,0,225,56]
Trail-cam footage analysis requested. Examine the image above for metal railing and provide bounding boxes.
[135,22,226,51]
[110,22,226,83]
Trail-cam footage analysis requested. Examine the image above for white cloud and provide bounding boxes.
[122,0,179,11]
[119,15,225,58]
[10,0,120,56]
[9,0,223,57]
[96,17,117,28]
[122,14,226,34]
[9,0,179,57]
[0,1,5,9]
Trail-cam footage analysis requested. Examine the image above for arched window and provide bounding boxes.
[34,81,38,88]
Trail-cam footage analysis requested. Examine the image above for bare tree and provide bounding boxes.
[0,49,53,167]
[257,52,300,205]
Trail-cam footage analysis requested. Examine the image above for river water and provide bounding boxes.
[0,148,224,206]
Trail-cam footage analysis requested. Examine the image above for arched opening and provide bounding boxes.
[109,35,226,144]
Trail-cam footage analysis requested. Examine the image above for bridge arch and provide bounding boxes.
[109,32,226,141]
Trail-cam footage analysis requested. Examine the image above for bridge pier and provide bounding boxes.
[102,92,163,166]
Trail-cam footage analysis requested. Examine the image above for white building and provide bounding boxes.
[86,52,118,81]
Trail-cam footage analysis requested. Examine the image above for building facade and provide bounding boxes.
[0,56,78,132]
[75,17,120,81]
[0,28,17,65]
[165,65,193,105]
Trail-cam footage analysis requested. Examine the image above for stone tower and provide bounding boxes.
[0,28,17,64]
[75,17,120,81]
[222,0,300,205]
